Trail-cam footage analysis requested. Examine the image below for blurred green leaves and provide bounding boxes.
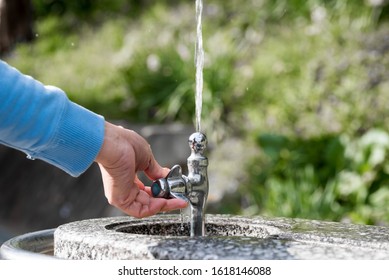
[5,0,389,224]
[246,129,389,224]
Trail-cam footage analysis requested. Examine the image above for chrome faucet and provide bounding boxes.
[151,132,209,237]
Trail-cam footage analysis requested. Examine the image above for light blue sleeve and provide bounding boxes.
[0,60,105,177]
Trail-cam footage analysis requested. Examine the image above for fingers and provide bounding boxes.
[144,156,170,180]
[97,122,182,218]
[134,175,145,190]
[149,197,189,215]
[123,126,169,180]
[143,186,153,197]
[121,189,188,218]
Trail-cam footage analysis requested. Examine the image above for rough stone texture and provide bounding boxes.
[54,214,389,260]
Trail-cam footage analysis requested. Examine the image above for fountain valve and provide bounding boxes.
[151,132,209,237]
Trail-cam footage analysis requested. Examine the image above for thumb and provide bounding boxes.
[144,156,170,180]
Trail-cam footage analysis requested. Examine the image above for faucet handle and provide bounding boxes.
[168,164,183,178]
[151,165,189,201]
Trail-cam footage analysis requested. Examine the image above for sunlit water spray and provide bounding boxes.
[195,0,204,132]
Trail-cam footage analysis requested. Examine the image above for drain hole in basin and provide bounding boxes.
[110,222,269,238]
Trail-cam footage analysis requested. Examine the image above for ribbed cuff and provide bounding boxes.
[39,100,105,177]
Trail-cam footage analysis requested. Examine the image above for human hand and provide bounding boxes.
[95,122,188,218]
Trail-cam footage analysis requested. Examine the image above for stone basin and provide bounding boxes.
[53,214,389,260]
[3,214,389,260]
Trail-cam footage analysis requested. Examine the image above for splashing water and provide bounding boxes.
[180,209,185,231]
[195,0,204,132]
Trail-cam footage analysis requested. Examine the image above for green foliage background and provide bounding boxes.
[5,0,389,224]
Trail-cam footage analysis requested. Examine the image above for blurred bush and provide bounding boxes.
[5,0,389,224]
[246,129,389,225]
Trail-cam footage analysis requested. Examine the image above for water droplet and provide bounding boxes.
[26,154,35,160]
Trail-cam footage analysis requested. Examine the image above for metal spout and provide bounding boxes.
[151,132,209,237]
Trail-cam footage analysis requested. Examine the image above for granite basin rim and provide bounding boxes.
[54,214,389,260]
[4,214,389,260]
[53,214,283,259]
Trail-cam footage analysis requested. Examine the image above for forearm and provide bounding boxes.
[0,60,187,217]
[0,60,105,176]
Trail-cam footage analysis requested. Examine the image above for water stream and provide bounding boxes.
[179,209,185,231]
[195,0,204,132]
[175,0,204,233]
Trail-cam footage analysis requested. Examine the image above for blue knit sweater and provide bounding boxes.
[0,60,105,176]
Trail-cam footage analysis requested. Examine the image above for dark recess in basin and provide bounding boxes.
[105,222,270,238]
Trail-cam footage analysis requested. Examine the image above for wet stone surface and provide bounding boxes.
[54,215,389,260]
